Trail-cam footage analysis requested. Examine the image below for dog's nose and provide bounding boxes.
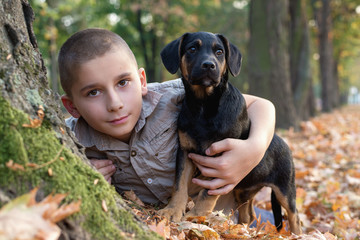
[201,61,216,70]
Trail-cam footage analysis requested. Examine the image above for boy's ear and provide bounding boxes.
[138,68,148,96]
[61,95,81,118]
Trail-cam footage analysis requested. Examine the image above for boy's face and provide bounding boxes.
[62,48,147,143]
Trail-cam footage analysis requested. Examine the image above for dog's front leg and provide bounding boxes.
[184,189,220,219]
[159,149,195,222]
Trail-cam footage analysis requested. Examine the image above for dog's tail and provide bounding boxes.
[271,190,283,231]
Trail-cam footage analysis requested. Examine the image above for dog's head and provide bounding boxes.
[161,32,242,98]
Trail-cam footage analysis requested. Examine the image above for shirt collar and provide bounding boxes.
[134,89,162,132]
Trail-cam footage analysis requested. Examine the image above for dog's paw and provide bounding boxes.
[158,207,183,222]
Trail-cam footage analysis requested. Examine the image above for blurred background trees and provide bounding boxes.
[30,0,360,129]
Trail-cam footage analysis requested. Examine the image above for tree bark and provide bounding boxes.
[248,0,298,129]
[317,0,339,111]
[0,1,159,239]
[289,0,315,120]
[136,9,158,82]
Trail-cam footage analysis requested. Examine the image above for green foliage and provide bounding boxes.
[31,0,250,87]
[30,0,360,107]
[331,0,360,92]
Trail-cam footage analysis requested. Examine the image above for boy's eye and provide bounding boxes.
[118,80,129,87]
[87,89,100,97]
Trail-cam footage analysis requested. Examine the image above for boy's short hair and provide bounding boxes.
[58,28,137,97]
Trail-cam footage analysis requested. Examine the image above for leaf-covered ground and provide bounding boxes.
[125,105,360,239]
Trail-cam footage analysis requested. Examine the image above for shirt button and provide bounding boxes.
[131,150,137,157]
[147,178,153,184]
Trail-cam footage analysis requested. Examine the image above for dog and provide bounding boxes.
[158,32,301,234]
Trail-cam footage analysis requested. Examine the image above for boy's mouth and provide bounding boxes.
[108,116,128,125]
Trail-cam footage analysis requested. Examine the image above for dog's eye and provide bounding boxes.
[188,47,196,53]
[215,49,224,56]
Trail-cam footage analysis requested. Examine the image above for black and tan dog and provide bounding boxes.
[159,32,301,234]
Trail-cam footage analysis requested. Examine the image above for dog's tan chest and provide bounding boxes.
[178,130,213,153]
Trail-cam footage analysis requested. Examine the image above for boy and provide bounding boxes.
[59,28,276,210]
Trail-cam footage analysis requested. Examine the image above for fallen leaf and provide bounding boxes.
[0,188,80,240]
[6,160,25,171]
[26,162,39,168]
[22,105,44,128]
[102,199,108,212]
[148,219,170,239]
[123,190,145,207]
[185,215,206,224]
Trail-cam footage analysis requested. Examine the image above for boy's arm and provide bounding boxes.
[189,94,275,195]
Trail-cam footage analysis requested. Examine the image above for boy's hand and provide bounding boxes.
[189,137,266,195]
[89,159,116,184]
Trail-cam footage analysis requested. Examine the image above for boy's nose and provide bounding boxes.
[107,91,124,112]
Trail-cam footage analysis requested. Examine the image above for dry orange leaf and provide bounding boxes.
[22,105,44,128]
[185,215,206,224]
[148,219,170,239]
[26,162,39,168]
[295,170,310,179]
[293,151,306,159]
[6,160,25,171]
[48,200,81,223]
[0,188,80,240]
[123,190,145,207]
[326,181,340,195]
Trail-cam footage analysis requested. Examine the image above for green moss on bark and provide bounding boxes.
[0,97,160,240]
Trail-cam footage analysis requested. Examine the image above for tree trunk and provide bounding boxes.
[136,9,159,82]
[49,17,59,93]
[289,0,315,120]
[317,0,338,112]
[0,1,159,239]
[248,0,298,129]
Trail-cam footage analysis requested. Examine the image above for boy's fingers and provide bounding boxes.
[192,177,223,190]
[206,139,235,156]
[207,184,234,195]
[89,159,113,169]
[98,165,116,176]
[193,161,218,177]
[189,153,217,169]
[192,177,234,195]
[104,172,114,183]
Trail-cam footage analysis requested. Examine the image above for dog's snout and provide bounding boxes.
[201,61,216,70]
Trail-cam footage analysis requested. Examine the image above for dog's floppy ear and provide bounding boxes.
[160,33,188,74]
[217,34,242,77]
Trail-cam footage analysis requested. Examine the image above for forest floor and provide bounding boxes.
[125,105,360,239]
